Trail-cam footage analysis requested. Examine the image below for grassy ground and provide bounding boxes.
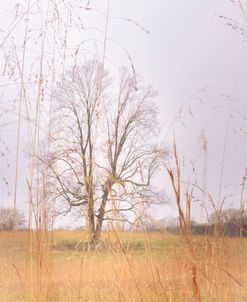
[0,230,246,301]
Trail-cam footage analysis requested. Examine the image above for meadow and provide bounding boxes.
[0,230,246,302]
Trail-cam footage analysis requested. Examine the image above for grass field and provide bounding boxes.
[0,230,246,302]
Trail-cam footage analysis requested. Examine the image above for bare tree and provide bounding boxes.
[42,59,164,246]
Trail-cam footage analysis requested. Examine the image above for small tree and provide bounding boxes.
[43,60,164,246]
[0,207,25,231]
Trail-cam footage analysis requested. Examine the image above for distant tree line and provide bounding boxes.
[0,208,25,231]
[145,208,247,237]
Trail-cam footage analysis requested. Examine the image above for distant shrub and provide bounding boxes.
[53,240,83,251]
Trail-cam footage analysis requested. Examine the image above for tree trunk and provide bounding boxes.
[95,190,109,243]
[87,191,97,247]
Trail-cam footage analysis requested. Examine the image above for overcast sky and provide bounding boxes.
[0,0,247,224]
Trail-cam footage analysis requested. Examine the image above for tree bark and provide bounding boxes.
[87,190,96,247]
[95,189,109,243]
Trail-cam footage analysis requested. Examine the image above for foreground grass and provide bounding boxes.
[0,231,246,301]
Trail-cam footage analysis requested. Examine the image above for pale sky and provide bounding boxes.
[0,0,247,225]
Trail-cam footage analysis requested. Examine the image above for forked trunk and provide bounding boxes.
[87,186,109,248]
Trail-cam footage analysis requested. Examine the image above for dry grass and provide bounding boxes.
[0,231,246,301]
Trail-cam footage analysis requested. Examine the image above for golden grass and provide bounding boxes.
[0,231,246,301]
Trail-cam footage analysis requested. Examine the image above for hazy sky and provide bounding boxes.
[0,0,247,224]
